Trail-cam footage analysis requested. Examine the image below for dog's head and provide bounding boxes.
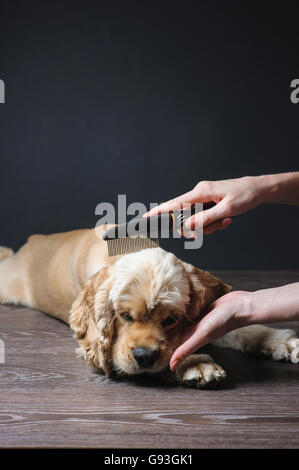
[70,248,230,377]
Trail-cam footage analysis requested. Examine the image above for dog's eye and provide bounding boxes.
[162,315,179,328]
[119,312,134,322]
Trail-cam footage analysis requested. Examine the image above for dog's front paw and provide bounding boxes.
[272,337,299,364]
[175,354,226,389]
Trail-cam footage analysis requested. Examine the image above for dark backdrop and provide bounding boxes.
[1,1,298,269]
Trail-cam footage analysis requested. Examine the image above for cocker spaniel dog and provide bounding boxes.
[0,226,298,388]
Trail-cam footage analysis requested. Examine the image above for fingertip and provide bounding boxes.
[143,206,161,217]
[181,228,197,239]
[170,360,179,371]
[220,217,233,229]
[203,217,233,234]
[203,225,218,235]
[203,220,221,234]
[170,350,185,370]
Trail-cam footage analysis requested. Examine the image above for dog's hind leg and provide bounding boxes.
[213,325,299,364]
[0,246,32,307]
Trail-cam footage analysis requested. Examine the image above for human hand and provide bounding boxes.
[144,176,263,235]
[170,290,253,371]
[170,281,299,370]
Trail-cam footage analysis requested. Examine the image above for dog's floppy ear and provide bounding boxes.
[69,266,115,376]
[182,261,231,321]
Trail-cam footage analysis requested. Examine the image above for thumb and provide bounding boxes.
[185,200,227,230]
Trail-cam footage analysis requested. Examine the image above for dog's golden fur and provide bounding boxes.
[0,226,298,388]
[0,227,228,373]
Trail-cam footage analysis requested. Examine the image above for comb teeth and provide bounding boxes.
[175,212,186,226]
[106,237,159,256]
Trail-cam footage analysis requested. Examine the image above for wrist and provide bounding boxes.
[246,285,292,324]
[229,290,257,328]
[232,289,271,327]
[239,175,272,208]
[252,174,280,205]
[254,173,297,205]
[231,283,299,327]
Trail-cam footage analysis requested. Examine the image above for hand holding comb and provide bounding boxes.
[102,202,216,256]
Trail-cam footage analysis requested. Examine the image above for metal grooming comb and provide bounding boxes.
[103,235,160,257]
[102,202,219,256]
[102,205,199,257]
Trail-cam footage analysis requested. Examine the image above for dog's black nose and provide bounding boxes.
[132,348,160,368]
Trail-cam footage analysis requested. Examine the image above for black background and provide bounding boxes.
[1,1,298,269]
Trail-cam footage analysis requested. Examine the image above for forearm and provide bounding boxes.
[237,283,299,326]
[255,172,299,206]
[170,284,299,370]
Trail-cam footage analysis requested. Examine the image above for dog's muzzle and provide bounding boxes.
[132,348,160,369]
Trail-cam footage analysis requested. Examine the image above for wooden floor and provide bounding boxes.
[0,270,298,448]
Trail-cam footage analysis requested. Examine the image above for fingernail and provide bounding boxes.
[170,360,179,371]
